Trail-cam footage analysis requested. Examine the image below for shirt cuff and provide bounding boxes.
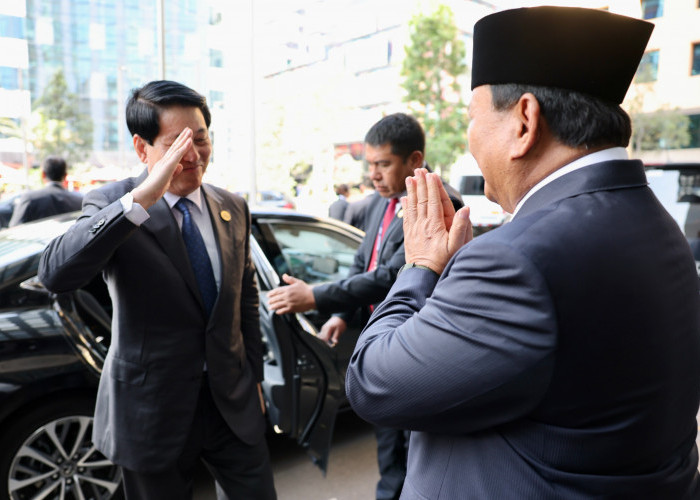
[120,192,150,226]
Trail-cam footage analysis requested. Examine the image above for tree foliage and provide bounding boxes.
[628,66,690,153]
[31,69,93,163]
[0,117,21,139]
[630,105,690,153]
[401,4,468,176]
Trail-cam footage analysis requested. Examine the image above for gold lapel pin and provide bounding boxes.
[220,210,231,222]
[397,208,404,219]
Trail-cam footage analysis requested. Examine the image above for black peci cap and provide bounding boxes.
[471,7,654,104]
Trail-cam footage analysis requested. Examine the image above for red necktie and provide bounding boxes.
[367,198,398,272]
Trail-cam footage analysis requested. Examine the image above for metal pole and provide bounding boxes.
[249,0,257,203]
[156,0,166,79]
[18,68,29,189]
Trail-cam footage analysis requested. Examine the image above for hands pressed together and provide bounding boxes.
[267,168,472,348]
[401,168,472,275]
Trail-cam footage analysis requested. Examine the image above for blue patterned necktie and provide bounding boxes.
[175,198,218,316]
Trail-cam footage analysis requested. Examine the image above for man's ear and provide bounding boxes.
[132,134,149,164]
[408,150,424,170]
[511,92,541,159]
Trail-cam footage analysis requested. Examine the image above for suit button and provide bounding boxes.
[89,218,106,233]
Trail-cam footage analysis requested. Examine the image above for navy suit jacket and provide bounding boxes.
[38,171,265,472]
[346,160,700,499]
[9,181,83,226]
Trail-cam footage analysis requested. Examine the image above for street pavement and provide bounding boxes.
[194,411,379,499]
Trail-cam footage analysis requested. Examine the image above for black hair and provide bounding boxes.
[490,84,632,149]
[125,80,211,145]
[364,113,425,160]
[42,156,68,181]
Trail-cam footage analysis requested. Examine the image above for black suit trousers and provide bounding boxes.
[121,375,276,500]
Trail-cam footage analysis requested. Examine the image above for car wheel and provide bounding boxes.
[0,396,123,500]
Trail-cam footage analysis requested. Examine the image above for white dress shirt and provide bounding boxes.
[121,188,222,289]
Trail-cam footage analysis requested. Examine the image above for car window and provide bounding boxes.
[458,175,486,196]
[265,222,359,284]
[647,167,700,268]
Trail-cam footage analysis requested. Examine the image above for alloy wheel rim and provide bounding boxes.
[8,415,121,500]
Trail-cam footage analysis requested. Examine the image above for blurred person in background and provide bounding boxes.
[344,175,377,231]
[9,155,83,226]
[268,112,462,500]
[328,183,350,220]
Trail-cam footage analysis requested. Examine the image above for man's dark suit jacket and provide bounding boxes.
[313,181,461,324]
[343,191,379,231]
[347,160,700,499]
[328,196,349,221]
[38,171,265,473]
[9,181,83,226]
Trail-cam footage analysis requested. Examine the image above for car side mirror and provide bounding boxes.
[311,256,338,275]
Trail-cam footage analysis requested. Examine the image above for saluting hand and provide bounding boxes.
[267,274,316,314]
[132,127,194,209]
[402,168,472,275]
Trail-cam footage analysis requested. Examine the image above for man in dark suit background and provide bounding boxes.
[343,176,377,231]
[346,7,700,499]
[328,183,350,220]
[39,80,275,499]
[9,155,83,226]
[268,112,461,500]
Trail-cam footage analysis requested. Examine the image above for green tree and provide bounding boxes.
[31,69,93,163]
[0,117,21,138]
[401,4,468,176]
[631,108,690,153]
[628,65,690,153]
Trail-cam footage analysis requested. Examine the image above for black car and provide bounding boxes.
[0,210,365,500]
[645,162,700,268]
[0,194,21,228]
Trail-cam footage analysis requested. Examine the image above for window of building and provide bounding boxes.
[209,48,223,68]
[636,50,659,83]
[0,15,25,38]
[692,43,700,76]
[641,0,663,19]
[0,67,20,90]
[688,114,700,149]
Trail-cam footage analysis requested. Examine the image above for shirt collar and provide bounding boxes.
[513,147,628,215]
[164,188,203,212]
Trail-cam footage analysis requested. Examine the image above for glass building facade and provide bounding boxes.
[0,0,220,164]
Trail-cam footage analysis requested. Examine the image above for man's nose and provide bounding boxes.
[182,143,199,162]
[369,165,380,180]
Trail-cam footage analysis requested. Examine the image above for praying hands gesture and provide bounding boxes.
[402,168,473,275]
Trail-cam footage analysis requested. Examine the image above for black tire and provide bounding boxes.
[0,395,123,500]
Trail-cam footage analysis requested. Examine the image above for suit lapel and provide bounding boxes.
[142,195,202,310]
[202,185,232,318]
